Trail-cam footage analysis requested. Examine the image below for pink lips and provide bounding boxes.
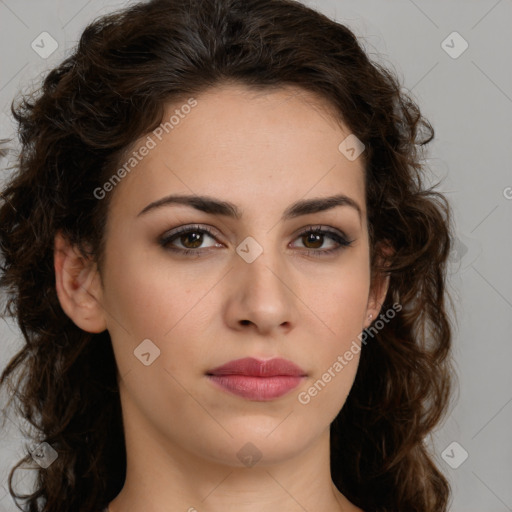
[206,357,307,401]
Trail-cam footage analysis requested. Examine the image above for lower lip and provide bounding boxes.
[207,375,304,401]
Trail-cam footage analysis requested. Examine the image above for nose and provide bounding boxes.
[223,244,298,336]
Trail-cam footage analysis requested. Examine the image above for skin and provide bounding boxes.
[54,83,388,512]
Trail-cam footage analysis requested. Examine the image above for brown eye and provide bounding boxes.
[178,231,204,249]
[291,226,353,256]
[301,232,324,249]
[159,225,221,254]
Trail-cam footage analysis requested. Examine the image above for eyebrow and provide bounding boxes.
[137,193,362,221]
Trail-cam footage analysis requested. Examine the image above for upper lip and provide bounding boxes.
[207,357,307,377]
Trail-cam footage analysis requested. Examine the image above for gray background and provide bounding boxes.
[0,1,511,511]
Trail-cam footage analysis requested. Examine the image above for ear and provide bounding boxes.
[54,231,107,333]
[363,241,393,329]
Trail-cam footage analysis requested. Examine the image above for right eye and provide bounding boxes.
[159,224,224,256]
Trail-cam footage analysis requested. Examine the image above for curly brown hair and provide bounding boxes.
[0,0,454,511]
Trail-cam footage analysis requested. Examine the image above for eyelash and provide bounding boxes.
[159,224,353,258]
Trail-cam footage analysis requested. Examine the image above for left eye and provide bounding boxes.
[291,227,351,252]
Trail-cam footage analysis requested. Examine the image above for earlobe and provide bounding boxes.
[54,231,107,333]
[364,242,393,329]
[364,273,390,329]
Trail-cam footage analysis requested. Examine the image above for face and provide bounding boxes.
[92,83,381,467]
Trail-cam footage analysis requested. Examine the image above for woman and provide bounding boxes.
[0,0,454,511]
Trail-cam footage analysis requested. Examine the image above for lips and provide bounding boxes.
[206,357,307,401]
[207,357,307,377]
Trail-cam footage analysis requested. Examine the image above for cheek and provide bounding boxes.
[101,246,203,337]
[297,356,360,437]
[307,260,371,339]
[297,260,369,410]
[296,283,366,423]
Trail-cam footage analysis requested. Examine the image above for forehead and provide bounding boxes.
[107,83,366,222]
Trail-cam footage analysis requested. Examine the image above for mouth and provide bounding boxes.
[206,357,307,401]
